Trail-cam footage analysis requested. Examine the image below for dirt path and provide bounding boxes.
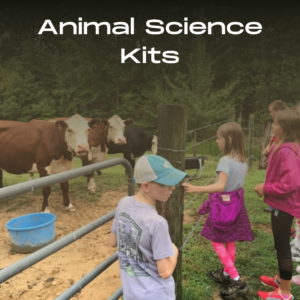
[0,189,127,300]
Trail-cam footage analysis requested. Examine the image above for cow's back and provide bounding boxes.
[125,126,153,156]
[0,121,64,174]
[107,126,153,156]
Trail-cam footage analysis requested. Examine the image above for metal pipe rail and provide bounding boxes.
[0,158,134,201]
[109,287,123,300]
[0,158,133,299]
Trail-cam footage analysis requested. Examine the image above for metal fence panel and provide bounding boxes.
[0,158,133,299]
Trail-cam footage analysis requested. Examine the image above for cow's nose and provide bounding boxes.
[77,143,89,153]
[117,138,126,145]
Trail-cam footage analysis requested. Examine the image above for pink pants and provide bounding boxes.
[211,241,239,279]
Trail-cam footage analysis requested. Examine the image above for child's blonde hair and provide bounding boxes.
[274,109,300,153]
[269,100,287,111]
[217,122,246,162]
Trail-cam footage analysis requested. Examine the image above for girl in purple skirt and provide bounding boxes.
[183,122,254,299]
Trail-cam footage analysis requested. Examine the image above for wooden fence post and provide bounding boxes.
[258,120,271,169]
[248,114,255,170]
[228,107,235,122]
[156,104,187,300]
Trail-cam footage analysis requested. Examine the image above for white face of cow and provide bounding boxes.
[152,135,158,154]
[107,115,133,145]
[65,114,90,156]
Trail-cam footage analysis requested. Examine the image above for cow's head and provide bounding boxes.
[58,114,93,157]
[151,135,158,154]
[87,118,109,152]
[107,115,134,144]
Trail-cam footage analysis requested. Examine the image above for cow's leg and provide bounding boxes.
[41,185,51,212]
[130,159,136,169]
[60,181,75,211]
[37,166,52,212]
[123,150,135,174]
[81,156,97,192]
[87,173,96,193]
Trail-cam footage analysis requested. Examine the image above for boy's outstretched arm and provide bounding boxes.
[157,243,179,279]
[109,232,117,247]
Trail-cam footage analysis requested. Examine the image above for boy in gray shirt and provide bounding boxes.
[109,154,186,300]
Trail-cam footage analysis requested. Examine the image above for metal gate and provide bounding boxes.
[0,158,134,299]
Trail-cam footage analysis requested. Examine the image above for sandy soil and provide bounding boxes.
[0,186,210,300]
[0,188,127,300]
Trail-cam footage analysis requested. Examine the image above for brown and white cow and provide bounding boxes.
[34,115,133,192]
[0,114,101,212]
[81,115,134,192]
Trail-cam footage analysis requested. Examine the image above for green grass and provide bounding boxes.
[1,152,299,299]
[181,159,300,300]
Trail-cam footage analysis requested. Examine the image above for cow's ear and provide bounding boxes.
[55,120,68,131]
[101,119,109,126]
[124,119,134,126]
[88,118,101,128]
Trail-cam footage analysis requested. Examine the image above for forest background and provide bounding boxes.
[0,3,299,136]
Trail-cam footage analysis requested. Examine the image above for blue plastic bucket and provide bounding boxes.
[6,212,56,253]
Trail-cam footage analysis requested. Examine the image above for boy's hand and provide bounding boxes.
[254,183,265,197]
[182,183,200,193]
[172,243,179,257]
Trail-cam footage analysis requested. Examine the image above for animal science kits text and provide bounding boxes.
[38,17,262,64]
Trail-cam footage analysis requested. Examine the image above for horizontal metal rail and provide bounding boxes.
[109,287,123,300]
[55,252,119,300]
[0,158,134,201]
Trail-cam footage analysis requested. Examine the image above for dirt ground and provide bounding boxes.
[0,188,128,300]
[0,186,218,300]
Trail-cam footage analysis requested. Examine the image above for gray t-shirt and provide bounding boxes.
[215,156,247,191]
[111,196,175,300]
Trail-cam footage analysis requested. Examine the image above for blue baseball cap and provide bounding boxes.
[134,154,187,186]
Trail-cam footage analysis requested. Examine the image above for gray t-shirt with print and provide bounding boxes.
[215,156,247,191]
[111,196,175,300]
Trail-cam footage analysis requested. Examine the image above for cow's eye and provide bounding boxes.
[68,129,72,133]
[110,126,113,129]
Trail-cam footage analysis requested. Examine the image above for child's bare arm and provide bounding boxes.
[109,232,117,247]
[157,243,178,279]
[183,171,228,193]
